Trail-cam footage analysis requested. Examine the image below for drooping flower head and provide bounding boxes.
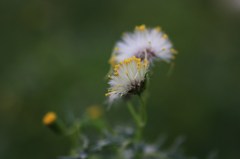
[110,25,176,66]
[106,56,149,103]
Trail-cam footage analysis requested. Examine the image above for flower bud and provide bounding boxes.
[43,112,65,134]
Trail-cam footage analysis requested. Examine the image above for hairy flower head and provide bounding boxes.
[111,24,176,64]
[106,56,149,103]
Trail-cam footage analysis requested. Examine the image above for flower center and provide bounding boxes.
[127,80,146,95]
[136,48,156,61]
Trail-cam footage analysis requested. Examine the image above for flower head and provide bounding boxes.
[43,112,57,125]
[87,105,103,119]
[111,24,176,64]
[43,112,66,134]
[106,56,149,103]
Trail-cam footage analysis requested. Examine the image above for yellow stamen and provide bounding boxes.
[170,48,178,54]
[114,47,119,51]
[162,34,168,39]
[155,26,162,32]
[105,92,110,96]
[113,56,148,76]
[109,56,117,67]
[144,59,148,67]
[135,24,146,31]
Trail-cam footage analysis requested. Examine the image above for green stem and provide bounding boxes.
[68,121,81,155]
[139,94,147,126]
[127,101,141,127]
[127,101,143,140]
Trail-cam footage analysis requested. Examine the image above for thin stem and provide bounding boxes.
[139,94,147,126]
[127,101,141,127]
[127,101,143,140]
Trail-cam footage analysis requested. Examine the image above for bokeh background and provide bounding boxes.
[0,0,240,159]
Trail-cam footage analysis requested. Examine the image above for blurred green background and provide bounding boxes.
[0,0,240,158]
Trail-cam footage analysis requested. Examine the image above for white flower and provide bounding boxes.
[110,25,176,66]
[106,56,149,103]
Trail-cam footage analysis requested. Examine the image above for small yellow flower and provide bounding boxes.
[87,105,102,119]
[43,112,57,125]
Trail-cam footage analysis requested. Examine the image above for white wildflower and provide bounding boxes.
[106,56,149,103]
[110,25,176,66]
